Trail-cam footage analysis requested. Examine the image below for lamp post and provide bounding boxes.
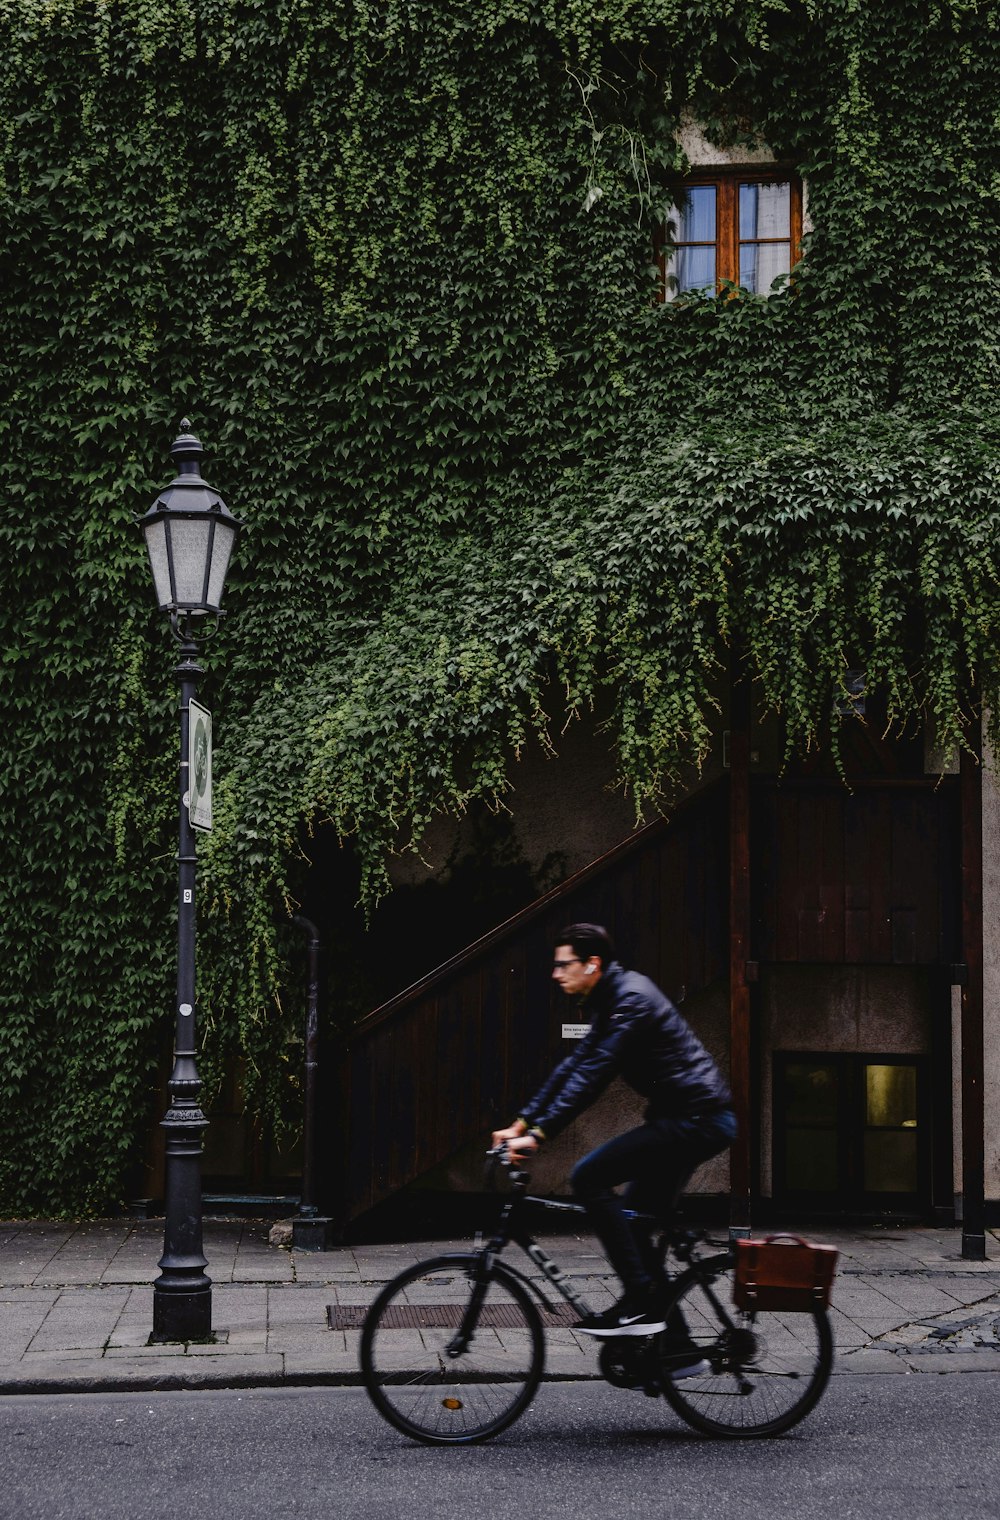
[137,421,242,1341]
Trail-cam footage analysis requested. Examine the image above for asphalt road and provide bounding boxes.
[1,1374,998,1520]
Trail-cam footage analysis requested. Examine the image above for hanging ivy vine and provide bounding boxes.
[2,0,1000,1212]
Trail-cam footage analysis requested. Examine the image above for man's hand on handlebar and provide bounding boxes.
[490,1119,539,1164]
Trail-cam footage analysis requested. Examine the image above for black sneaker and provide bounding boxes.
[576,1296,668,1338]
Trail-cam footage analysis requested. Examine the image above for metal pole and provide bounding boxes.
[729,651,753,1240]
[291,916,333,1250]
[151,624,212,1339]
[293,915,321,1218]
[960,707,986,1261]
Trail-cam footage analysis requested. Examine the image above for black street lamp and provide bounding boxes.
[137,421,241,1341]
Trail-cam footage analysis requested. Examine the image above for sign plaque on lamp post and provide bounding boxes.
[137,421,241,1342]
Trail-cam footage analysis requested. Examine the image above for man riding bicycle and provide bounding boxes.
[493,923,736,1364]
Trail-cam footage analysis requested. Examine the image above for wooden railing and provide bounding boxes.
[330,779,729,1225]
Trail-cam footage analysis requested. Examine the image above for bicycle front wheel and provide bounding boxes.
[660,1254,834,1438]
[360,1252,545,1445]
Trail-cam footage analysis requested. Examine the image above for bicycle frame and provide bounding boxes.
[455,1170,736,1351]
[447,1188,594,1355]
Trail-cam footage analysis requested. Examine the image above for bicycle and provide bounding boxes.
[360,1149,834,1445]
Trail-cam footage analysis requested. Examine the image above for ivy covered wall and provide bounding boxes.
[2,0,1000,1212]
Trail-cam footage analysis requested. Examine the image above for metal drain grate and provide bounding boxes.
[328,1303,577,1330]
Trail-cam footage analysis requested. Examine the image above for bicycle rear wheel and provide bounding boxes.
[660,1254,833,1438]
[360,1252,545,1445]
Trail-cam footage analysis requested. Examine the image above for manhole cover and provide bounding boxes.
[328,1303,576,1330]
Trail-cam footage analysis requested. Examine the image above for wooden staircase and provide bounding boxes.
[328,779,729,1228]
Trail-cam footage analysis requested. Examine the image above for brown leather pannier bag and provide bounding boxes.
[733,1234,839,1312]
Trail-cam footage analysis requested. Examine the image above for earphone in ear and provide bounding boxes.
[585,963,596,974]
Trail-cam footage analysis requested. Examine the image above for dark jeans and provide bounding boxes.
[570,1109,738,1300]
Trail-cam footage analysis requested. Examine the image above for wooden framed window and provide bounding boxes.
[659,171,802,299]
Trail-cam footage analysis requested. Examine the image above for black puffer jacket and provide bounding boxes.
[520,961,731,1140]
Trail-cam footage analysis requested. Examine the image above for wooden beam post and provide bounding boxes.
[960,706,986,1260]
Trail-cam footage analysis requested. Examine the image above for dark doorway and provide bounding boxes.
[774,1053,931,1214]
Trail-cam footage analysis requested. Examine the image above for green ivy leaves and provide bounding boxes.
[3,0,1000,1211]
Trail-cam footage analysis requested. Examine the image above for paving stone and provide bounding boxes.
[833,1348,913,1373]
[106,1327,160,1348]
[266,1328,329,1351]
[222,1329,268,1348]
[103,1342,187,1357]
[900,1348,1000,1372]
[839,1315,913,1336]
[830,1331,869,1351]
[23,1347,120,1363]
[266,1296,332,1325]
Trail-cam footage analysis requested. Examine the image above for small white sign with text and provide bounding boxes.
[561,1023,589,1040]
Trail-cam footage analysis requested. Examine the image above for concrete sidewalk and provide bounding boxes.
[2,1216,1000,1395]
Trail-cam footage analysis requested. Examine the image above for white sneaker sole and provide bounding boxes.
[669,1358,711,1379]
[577,1318,668,1338]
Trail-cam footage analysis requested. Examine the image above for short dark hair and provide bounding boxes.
[557,923,615,967]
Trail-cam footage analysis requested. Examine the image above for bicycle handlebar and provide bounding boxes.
[485,1143,530,1188]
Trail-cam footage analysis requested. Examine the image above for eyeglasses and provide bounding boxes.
[552,958,582,969]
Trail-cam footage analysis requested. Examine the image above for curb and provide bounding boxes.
[5,1347,999,1397]
[0,1367,610,1397]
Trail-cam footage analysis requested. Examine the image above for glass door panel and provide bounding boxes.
[782,1060,840,1193]
[863,1063,919,1194]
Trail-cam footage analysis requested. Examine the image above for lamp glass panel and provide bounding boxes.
[143,517,172,608]
[206,521,237,610]
[168,517,213,607]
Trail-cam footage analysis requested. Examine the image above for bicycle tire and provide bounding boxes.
[360,1252,545,1445]
[660,1253,834,1438]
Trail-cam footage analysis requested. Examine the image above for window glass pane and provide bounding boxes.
[866,1065,918,1128]
[786,1129,838,1192]
[864,1131,918,1193]
[668,246,717,293]
[739,241,791,294]
[672,184,716,242]
[739,181,790,240]
[784,1062,839,1125]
